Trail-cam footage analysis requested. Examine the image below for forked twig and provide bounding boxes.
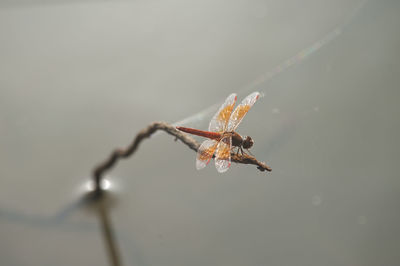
[92,122,271,192]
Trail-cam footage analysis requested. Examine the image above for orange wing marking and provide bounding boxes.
[215,136,232,173]
[209,93,237,132]
[227,92,260,131]
[196,139,218,170]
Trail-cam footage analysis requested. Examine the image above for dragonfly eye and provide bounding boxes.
[242,136,254,149]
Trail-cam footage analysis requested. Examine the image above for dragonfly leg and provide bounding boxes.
[245,148,254,156]
[235,147,241,156]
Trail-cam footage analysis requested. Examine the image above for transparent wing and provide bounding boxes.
[227,92,260,131]
[196,139,218,170]
[209,93,237,132]
[215,136,232,173]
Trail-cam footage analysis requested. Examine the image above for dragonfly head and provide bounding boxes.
[242,136,254,149]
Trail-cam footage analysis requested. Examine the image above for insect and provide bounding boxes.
[177,92,260,173]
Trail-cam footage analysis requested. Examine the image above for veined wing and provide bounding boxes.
[215,136,232,173]
[196,139,218,170]
[227,92,260,131]
[209,93,237,133]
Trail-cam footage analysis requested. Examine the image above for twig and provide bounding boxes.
[92,122,271,192]
[231,153,272,172]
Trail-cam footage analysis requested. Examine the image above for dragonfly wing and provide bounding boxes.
[209,93,237,132]
[215,136,232,173]
[196,139,218,170]
[227,92,260,131]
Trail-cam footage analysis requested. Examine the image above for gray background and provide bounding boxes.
[1,0,399,265]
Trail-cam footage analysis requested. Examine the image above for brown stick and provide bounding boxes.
[92,122,271,192]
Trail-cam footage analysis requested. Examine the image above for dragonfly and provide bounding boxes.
[177,92,260,173]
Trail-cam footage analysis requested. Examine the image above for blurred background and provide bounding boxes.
[1,0,399,265]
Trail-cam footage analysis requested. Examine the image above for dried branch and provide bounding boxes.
[92,122,271,192]
[231,153,272,172]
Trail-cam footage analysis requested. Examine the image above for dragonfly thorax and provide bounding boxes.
[226,132,253,150]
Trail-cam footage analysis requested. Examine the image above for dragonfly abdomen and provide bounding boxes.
[176,126,221,140]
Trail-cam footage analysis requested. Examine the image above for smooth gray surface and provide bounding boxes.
[1,0,399,265]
